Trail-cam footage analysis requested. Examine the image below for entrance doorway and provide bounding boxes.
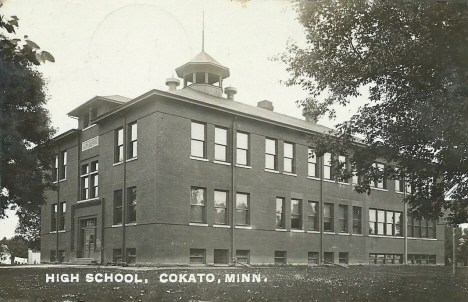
[79,218,97,259]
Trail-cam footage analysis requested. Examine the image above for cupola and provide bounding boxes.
[175,51,230,97]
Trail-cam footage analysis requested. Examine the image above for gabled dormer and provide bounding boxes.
[68,95,131,129]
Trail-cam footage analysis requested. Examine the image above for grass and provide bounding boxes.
[0,265,467,301]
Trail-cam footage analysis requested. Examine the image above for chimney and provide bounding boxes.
[166,77,180,91]
[224,86,237,100]
[257,100,274,111]
[302,108,317,123]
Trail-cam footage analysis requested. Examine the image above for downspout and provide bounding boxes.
[101,198,105,264]
[403,176,407,265]
[56,145,60,262]
[231,116,237,265]
[319,155,324,265]
[122,116,127,263]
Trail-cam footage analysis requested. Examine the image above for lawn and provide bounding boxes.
[0,265,467,301]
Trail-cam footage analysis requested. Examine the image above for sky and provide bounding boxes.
[0,0,365,239]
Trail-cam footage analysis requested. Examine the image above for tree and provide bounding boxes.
[0,236,29,264]
[280,0,468,225]
[0,11,55,242]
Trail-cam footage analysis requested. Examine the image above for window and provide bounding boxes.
[80,161,98,200]
[265,138,277,170]
[59,150,67,180]
[113,249,122,263]
[283,142,294,173]
[337,155,347,182]
[369,254,403,265]
[59,202,66,231]
[407,216,414,237]
[51,204,57,232]
[352,206,362,234]
[126,248,136,264]
[308,148,318,177]
[215,127,228,162]
[190,249,206,264]
[59,250,65,263]
[395,178,404,192]
[324,252,334,263]
[339,252,349,264]
[190,187,206,223]
[115,128,124,163]
[338,205,348,233]
[276,197,285,229]
[274,251,286,265]
[50,250,56,262]
[214,190,228,225]
[408,217,436,238]
[369,209,402,236]
[373,163,386,189]
[291,199,302,230]
[127,187,137,223]
[128,122,137,159]
[352,169,359,185]
[323,203,333,232]
[113,190,123,225]
[191,122,205,158]
[236,132,249,166]
[308,201,318,231]
[308,252,319,264]
[214,249,229,264]
[53,154,58,181]
[323,153,332,180]
[236,193,249,226]
[236,250,250,264]
[408,254,436,265]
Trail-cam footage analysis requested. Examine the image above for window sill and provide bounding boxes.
[236,164,252,169]
[50,231,57,234]
[275,228,287,232]
[369,235,404,239]
[408,237,437,241]
[338,232,350,236]
[189,223,208,227]
[264,169,279,174]
[396,191,412,195]
[126,223,137,226]
[323,179,336,183]
[337,182,349,186]
[52,180,58,184]
[213,224,230,228]
[371,187,388,192]
[77,197,100,204]
[324,231,335,234]
[126,157,137,163]
[282,172,297,177]
[113,161,123,167]
[58,230,66,233]
[353,233,364,236]
[307,230,320,234]
[307,176,320,181]
[59,178,67,183]
[190,156,209,162]
[213,160,231,166]
[235,225,252,229]
[291,229,305,233]
[82,124,97,131]
[111,224,122,228]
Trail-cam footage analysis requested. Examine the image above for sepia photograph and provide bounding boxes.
[1,0,468,301]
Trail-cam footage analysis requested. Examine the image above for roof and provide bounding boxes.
[51,129,81,142]
[175,51,230,79]
[170,88,333,134]
[67,95,131,117]
[188,51,222,65]
[93,86,333,136]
